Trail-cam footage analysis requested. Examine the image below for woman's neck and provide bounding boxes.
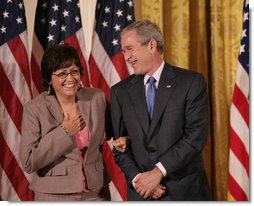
[56,95,78,116]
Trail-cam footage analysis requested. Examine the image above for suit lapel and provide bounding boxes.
[150,65,176,136]
[128,76,150,137]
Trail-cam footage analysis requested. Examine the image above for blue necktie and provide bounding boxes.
[146,76,156,119]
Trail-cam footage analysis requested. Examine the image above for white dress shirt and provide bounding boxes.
[132,61,167,188]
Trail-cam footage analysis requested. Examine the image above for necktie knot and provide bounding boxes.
[147,76,156,85]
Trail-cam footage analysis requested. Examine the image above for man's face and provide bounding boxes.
[121,30,152,75]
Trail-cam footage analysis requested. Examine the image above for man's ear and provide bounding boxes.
[150,39,157,52]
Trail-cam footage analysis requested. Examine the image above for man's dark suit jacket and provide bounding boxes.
[110,63,212,201]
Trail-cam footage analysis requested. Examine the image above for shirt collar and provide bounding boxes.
[144,61,165,85]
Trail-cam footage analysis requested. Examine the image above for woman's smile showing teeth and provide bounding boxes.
[63,83,75,88]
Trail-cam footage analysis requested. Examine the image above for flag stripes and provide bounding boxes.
[228,174,247,201]
[0,165,20,201]
[7,36,32,96]
[111,52,130,80]
[0,63,24,133]
[0,131,34,200]
[228,0,249,201]
[89,0,135,200]
[64,30,90,87]
[229,128,249,173]
[103,140,127,200]
[0,0,34,200]
[228,151,249,200]
[232,82,249,126]
[230,105,249,154]
[89,55,111,100]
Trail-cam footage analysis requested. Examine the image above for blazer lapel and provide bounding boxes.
[46,91,91,130]
[150,66,176,136]
[77,90,91,132]
[128,76,150,137]
[46,95,63,125]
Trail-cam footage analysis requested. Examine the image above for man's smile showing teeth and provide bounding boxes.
[130,60,137,66]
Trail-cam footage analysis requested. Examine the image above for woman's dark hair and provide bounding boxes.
[41,43,84,92]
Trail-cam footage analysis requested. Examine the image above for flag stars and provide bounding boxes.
[47,34,54,42]
[0,26,7,33]
[114,24,121,31]
[63,10,69,17]
[16,16,22,24]
[7,0,12,3]
[244,12,248,22]
[18,2,23,9]
[104,6,110,14]
[42,1,48,9]
[75,16,80,23]
[126,14,133,21]
[128,0,133,7]
[240,44,245,55]
[112,38,118,46]
[116,9,123,17]
[61,25,67,32]
[102,21,108,28]
[41,17,46,24]
[241,29,247,38]
[49,18,57,26]
[52,4,59,11]
[3,11,9,18]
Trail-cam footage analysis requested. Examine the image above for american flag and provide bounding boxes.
[228,0,249,201]
[89,0,135,200]
[0,0,34,200]
[31,0,90,95]
[89,0,135,100]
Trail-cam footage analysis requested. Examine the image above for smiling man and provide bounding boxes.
[110,20,212,201]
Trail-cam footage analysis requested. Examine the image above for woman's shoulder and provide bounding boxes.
[77,87,105,100]
[22,92,50,116]
[24,92,48,107]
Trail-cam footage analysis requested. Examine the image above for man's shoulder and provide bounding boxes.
[165,62,203,78]
[111,74,137,90]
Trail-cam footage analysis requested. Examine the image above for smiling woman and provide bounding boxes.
[20,43,112,201]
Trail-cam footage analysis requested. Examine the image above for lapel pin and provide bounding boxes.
[166,85,171,88]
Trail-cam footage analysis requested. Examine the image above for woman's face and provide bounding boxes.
[51,63,81,100]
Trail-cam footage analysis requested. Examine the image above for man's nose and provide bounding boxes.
[123,51,130,61]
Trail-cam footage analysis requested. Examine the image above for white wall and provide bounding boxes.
[23,0,97,56]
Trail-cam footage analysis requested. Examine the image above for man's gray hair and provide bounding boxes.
[121,20,164,54]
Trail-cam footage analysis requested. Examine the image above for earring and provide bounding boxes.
[47,84,51,94]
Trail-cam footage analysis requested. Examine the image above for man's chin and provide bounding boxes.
[133,69,141,75]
